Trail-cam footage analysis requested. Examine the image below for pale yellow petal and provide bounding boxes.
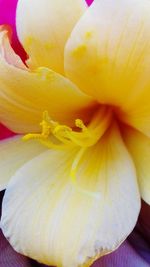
[0,25,27,70]
[1,124,140,267]
[16,0,87,74]
[0,135,47,191]
[0,30,94,133]
[123,127,150,205]
[65,0,150,136]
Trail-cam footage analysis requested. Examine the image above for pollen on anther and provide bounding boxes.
[75,119,87,132]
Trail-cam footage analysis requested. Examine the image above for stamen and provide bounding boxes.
[60,107,112,147]
[23,111,67,150]
[23,107,112,149]
[23,111,51,141]
[75,119,87,132]
[23,107,112,198]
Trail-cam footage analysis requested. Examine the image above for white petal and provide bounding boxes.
[0,136,47,190]
[1,124,140,267]
[123,127,150,205]
[0,29,94,133]
[65,0,150,136]
[16,0,87,74]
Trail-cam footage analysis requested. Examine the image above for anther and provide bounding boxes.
[75,119,87,132]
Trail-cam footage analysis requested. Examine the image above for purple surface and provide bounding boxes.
[0,226,150,267]
[0,230,31,267]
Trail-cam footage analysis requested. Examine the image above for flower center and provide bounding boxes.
[23,106,112,198]
[23,106,112,149]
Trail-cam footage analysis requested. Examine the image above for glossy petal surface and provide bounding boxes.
[16,0,87,74]
[0,29,93,133]
[1,124,140,267]
[65,0,150,136]
[124,127,150,205]
[0,135,46,190]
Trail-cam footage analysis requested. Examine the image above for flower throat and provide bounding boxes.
[23,107,112,198]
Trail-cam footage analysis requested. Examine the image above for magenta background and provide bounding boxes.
[86,0,94,5]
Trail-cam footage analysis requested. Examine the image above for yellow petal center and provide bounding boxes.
[23,106,112,149]
[23,106,112,198]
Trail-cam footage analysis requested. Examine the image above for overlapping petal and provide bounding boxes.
[0,0,27,61]
[1,124,140,267]
[123,127,150,205]
[16,0,87,74]
[0,135,46,191]
[65,0,150,136]
[0,29,94,133]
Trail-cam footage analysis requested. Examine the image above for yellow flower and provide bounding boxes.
[0,0,150,266]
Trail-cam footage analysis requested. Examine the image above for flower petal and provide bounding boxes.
[65,0,150,136]
[16,0,87,74]
[0,29,94,133]
[0,0,27,61]
[0,135,46,191]
[123,127,150,205]
[1,123,140,267]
